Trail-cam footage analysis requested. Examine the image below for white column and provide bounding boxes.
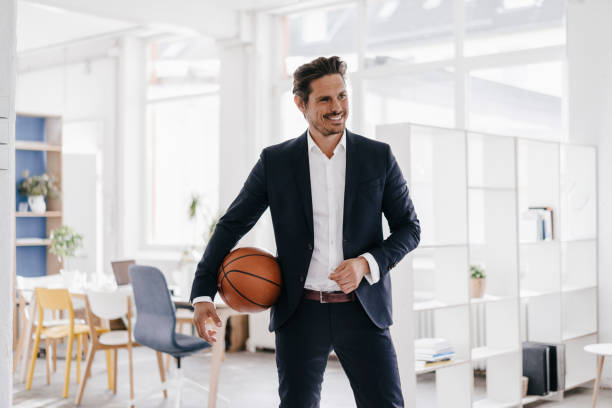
[117,36,145,257]
[567,0,612,386]
[0,0,16,404]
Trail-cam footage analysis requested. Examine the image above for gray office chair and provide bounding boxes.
[129,265,228,407]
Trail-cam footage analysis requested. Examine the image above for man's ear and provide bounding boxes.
[294,95,306,114]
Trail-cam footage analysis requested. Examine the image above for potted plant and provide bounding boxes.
[50,225,83,275]
[17,170,60,213]
[470,264,486,298]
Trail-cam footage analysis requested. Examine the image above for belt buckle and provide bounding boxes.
[319,291,328,304]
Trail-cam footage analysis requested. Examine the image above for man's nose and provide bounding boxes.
[331,98,342,112]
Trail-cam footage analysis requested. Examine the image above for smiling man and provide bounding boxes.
[190,56,420,408]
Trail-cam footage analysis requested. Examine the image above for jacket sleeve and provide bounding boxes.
[368,145,420,277]
[190,150,269,302]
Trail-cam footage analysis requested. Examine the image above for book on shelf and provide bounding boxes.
[524,342,565,392]
[523,343,551,396]
[415,338,455,362]
[521,207,554,241]
[415,358,453,370]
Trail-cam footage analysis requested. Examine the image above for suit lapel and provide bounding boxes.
[294,132,314,237]
[343,130,359,237]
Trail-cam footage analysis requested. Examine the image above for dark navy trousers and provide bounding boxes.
[274,297,404,408]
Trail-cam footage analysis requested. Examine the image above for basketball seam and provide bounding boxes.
[223,269,281,288]
[222,253,276,270]
[221,272,273,309]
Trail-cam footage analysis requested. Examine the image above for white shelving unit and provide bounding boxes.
[378,123,598,407]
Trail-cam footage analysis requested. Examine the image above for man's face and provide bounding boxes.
[295,74,349,138]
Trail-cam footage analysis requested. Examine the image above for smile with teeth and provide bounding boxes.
[325,113,344,121]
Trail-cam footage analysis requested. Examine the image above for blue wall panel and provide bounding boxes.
[16,114,49,277]
[15,116,45,142]
[16,218,47,239]
[16,247,47,277]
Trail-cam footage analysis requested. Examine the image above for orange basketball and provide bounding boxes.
[217,247,282,313]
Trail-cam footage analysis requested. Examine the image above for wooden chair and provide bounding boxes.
[25,288,95,398]
[14,274,70,379]
[76,289,167,406]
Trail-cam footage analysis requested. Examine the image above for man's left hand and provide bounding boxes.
[329,257,370,294]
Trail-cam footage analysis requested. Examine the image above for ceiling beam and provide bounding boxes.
[23,0,239,39]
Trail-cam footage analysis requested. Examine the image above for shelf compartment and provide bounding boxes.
[473,353,521,407]
[469,188,518,298]
[560,145,596,241]
[563,331,597,342]
[471,347,517,362]
[473,398,516,408]
[467,132,515,190]
[562,287,597,341]
[562,284,596,293]
[15,238,50,246]
[15,141,61,151]
[414,299,468,312]
[519,240,561,294]
[564,334,597,390]
[523,293,562,344]
[470,294,515,305]
[519,289,558,299]
[521,391,560,405]
[413,246,470,307]
[415,359,468,375]
[561,240,597,290]
[16,211,61,218]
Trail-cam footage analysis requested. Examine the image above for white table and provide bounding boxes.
[584,343,612,407]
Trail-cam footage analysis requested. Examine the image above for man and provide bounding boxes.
[190,56,420,408]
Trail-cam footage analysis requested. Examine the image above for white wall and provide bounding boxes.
[0,0,16,404]
[16,56,119,276]
[567,0,612,385]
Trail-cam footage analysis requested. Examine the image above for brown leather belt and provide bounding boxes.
[303,289,355,303]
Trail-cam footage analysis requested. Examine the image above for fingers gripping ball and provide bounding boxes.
[217,247,282,313]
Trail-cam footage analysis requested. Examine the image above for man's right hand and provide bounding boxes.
[193,301,223,344]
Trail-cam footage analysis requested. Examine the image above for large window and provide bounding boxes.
[145,37,220,247]
[275,0,566,141]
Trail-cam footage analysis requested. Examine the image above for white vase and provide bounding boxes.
[28,195,46,213]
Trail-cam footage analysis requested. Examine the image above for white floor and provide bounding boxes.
[12,347,612,407]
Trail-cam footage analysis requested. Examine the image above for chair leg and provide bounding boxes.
[75,347,96,406]
[155,351,168,399]
[53,339,57,372]
[592,355,605,408]
[25,329,42,390]
[166,353,171,373]
[112,348,118,394]
[62,333,74,398]
[76,334,82,385]
[45,339,51,385]
[105,350,113,390]
[128,344,135,408]
[13,322,26,375]
[174,367,183,408]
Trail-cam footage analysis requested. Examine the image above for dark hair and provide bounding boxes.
[292,56,347,104]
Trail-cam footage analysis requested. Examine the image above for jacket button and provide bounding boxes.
[343,238,348,243]
[299,276,305,283]
[307,243,313,251]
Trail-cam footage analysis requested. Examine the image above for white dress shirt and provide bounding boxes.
[192,129,380,305]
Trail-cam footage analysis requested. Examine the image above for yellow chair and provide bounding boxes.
[25,288,107,398]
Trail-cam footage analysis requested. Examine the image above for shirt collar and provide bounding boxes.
[307,129,346,156]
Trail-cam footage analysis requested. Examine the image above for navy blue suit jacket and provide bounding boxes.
[190,130,420,332]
